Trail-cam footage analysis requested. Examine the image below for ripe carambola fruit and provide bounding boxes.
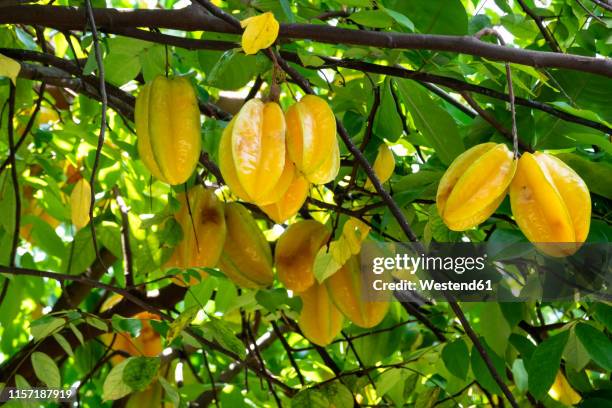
[510,152,591,257]
[260,161,310,224]
[218,202,274,289]
[100,296,163,365]
[326,255,390,328]
[218,99,287,204]
[165,186,226,284]
[437,143,517,231]
[136,75,201,185]
[365,144,395,191]
[297,281,344,346]
[275,220,330,293]
[285,95,340,184]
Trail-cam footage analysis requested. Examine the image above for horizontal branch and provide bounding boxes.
[29,27,608,135]
[1,5,611,77]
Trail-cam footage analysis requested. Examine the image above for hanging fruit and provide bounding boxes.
[436,143,517,231]
[218,202,274,289]
[297,281,344,346]
[326,255,390,328]
[100,295,163,365]
[259,161,310,224]
[510,152,591,257]
[285,95,340,184]
[135,75,201,185]
[365,144,395,191]
[218,99,289,205]
[165,186,226,284]
[275,220,330,293]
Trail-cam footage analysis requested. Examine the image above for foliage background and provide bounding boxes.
[0,0,611,406]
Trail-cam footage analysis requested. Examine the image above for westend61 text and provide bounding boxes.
[372,279,493,292]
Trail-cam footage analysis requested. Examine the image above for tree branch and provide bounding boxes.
[1,5,611,77]
[516,0,562,52]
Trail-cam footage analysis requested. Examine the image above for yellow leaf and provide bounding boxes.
[342,218,370,255]
[240,12,279,55]
[365,144,395,191]
[70,179,91,229]
[0,53,21,85]
[330,239,352,265]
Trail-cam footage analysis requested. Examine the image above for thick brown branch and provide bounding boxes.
[1,5,611,77]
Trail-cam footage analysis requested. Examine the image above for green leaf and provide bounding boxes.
[593,303,612,331]
[383,8,415,31]
[85,315,108,332]
[313,247,343,283]
[166,306,199,345]
[67,227,96,275]
[206,49,270,90]
[442,338,470,380]
[375,368,405,396]
[470,338,507,394]
[104,52,141,86]
[102,358,134,401]
[386,0,467,35]
[255,288,301,312]
[574,322,612,371]
[563,325,590,372]
[111,315,143,337]
[415,386,441,408]
[509,334,536,362]
[123,357,161,392]
[31,352,61,389]
[53,333,74,357]
[291,388,330,407]
[374,78,403,142]
[159,377,181,407]
[511,359,529,393]
[30,315,65,340]
[556,153,612,200]
[396,79,464,165]
[479,303,511,357]
[320,381,353,407]
[527,330,570,400]
[350,10,394,28]
[140,45,166,82]
[203,317,246,359]
[297,50,325,67]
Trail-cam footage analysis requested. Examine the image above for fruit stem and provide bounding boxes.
[265,48,283,103]
[475,28,519,159]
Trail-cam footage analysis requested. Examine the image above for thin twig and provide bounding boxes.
[590,0,612,12]
[341,331,376,389]
[193,0,242,29]
[449,302,519,408]
[475,28,519,158]
[516,0,562,52]
[84,0,108,266]
[112,186,134,287]
[575,0,606,23]
[461,91,531,153]
[346,86,380,191]
[201,349,220,408]
[271,321,305,386]
[7,83,21,269]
